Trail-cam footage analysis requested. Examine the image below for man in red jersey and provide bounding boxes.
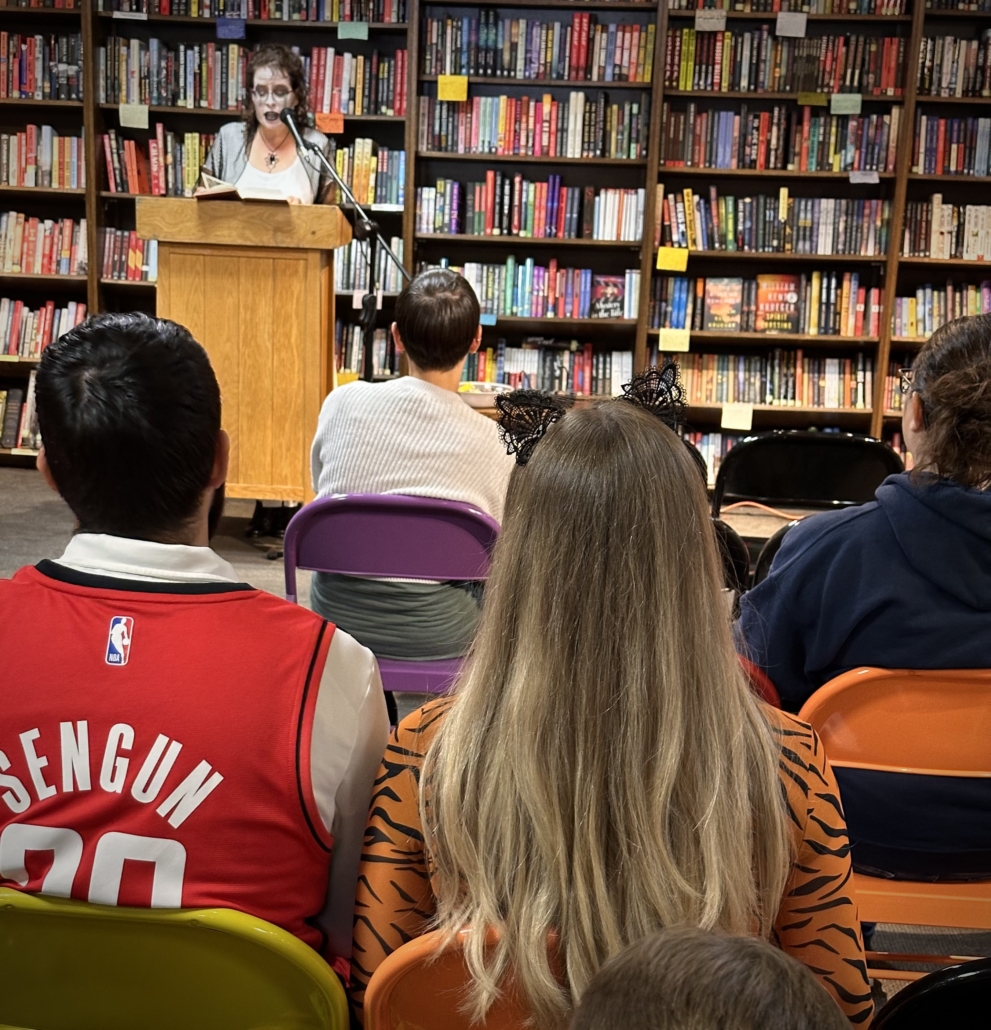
[0,313,388,977]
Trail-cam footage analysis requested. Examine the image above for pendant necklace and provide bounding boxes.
[264,131,290,171]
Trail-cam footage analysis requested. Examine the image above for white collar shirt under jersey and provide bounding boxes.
[52,532,390,961]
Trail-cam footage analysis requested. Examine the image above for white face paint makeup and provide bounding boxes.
[251,65,294,130]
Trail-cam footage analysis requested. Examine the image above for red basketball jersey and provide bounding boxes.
[0,561,338,958]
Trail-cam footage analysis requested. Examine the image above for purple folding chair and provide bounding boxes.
[283,494,500,695]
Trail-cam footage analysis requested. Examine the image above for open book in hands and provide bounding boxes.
[194,173,289,203]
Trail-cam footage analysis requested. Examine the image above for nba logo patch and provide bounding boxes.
[106,616,134,666]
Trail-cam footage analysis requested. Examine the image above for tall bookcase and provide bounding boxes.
[1,0,989,472]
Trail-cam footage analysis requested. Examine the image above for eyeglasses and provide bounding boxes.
[899,367,915,394]
[251,87,293,103]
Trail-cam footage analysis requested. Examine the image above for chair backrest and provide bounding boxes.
[798,667,991,776]
[873,956,991,1029]
[711,431,903,516]
[283,494,501,603]
[364,929,534,1030]
[752,520,800,586]
[0,887,348,1030]
[712,517,751,595]
[800,668,991,882]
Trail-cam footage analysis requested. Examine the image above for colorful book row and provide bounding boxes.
[421,12,655,84]
[659,187,892,256]
[416,92,650,160]
[664,29,906,96]
[0,126,85,190]
[661,101,900,173]
[649,272,884,337]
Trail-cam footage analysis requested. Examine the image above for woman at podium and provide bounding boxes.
[201,44,334,205]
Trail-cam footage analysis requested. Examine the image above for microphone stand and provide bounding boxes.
[281,110,410,383]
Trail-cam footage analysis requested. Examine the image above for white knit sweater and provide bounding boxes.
[310,376,515,521]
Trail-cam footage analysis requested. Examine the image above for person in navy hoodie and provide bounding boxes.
[737,312,991,713]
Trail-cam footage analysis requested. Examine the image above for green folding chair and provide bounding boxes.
[0,886,348,1030]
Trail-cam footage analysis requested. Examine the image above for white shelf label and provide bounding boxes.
[849,169,880,184]
[721,402,754,431]
[695,9,727,32]
[776,11,807,37]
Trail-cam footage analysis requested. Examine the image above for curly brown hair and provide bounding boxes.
[244,44,309,142]
[911,312,991,490]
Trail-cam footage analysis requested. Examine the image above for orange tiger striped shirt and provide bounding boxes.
[351,698,873,1026]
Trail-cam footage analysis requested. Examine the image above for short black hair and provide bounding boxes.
[36,312,222,539]
[394,268,480,372]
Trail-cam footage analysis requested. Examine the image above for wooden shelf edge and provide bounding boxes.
[418,151,646,165]
[416,233,641,247]
[660,166,896,179]
[646,330,881,344]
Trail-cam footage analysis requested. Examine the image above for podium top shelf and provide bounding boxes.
[135,197,353,251]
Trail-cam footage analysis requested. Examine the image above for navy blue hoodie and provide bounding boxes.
[736,472,991,879]
[737,471,991,712]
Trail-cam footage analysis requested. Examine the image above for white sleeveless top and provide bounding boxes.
[236,156,315,204]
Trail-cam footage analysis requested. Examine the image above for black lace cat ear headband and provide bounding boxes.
[496,362,686,467]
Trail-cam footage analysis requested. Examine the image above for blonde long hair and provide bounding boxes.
[422,399,791,1027]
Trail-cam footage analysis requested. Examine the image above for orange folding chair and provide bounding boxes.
[363,929,535,1030]
[799,667,991,980]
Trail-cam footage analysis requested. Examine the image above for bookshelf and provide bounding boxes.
[1,0,989,472]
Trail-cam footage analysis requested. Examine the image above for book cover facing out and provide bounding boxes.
[703,277,743,332]
[756,274,801,332]
[591,275,625,319]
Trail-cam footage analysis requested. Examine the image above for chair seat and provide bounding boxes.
[378,657,463,695]
[854,872,991,929]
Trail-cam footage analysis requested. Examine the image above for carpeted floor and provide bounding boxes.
[3,465,990,1004]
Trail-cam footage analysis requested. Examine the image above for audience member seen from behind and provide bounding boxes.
[349,368,872,1028]
[0,313,388,975]
[570,927,849,1030]
[201,43,333,204]
[737,312,991,711]
[310,268,513,661]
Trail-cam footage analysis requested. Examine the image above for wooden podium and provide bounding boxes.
[136,198,352,503]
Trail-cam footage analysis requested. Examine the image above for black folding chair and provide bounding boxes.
[711,431,904,518]
[874,956,991,1029]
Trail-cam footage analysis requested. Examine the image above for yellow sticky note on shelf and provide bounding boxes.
[796,91,828,107]
[659,328,691,352]
[721,402,754,431]
[438,74,469,102]
[656,247,689,272]
[316,112,345,134]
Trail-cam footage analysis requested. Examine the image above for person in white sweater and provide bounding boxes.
[310,268,514,661]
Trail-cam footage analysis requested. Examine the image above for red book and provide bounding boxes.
[9,300,22,354]
[757,111,770,170]
[40,300,54,352]
[935,118,947,175]
[135,145,152,195]
[103,133,117,192]
[547,258,557,311]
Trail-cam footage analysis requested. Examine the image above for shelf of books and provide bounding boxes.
[649,0,990,477]
[0,0,87,463]
[413,0,659,403]
[3,0,991,475]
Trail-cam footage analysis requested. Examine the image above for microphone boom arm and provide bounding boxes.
[280,109,410,286]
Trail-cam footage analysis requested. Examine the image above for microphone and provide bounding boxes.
[279,107,310,152]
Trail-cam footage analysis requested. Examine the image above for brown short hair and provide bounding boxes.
[245,44,309,142]
[570,928,848,1030]
[912,312,991,489]
[394,269,480,372]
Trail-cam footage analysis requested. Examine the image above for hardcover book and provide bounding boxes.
[591,275,624,319]
[756,274,801,333]
[703,277,743,332]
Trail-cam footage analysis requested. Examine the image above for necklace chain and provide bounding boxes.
[262,129,291,172]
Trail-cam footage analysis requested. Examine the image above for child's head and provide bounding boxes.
[570,928,849,1030]
[393,268,481,373]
